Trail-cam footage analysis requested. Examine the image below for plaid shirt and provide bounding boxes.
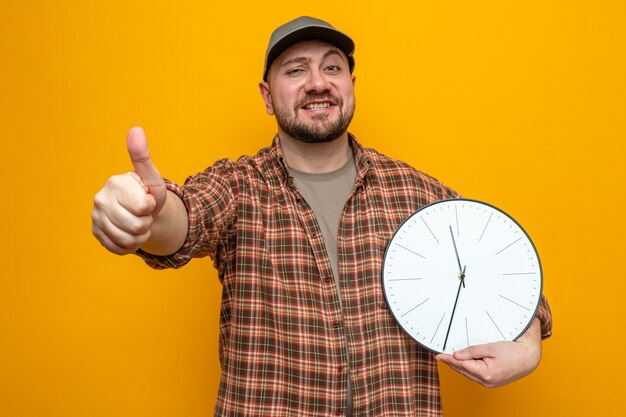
[139,135,552,417]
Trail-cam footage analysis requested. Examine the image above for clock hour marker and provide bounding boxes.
[401,298,429,318]
[485,310,505,339]
[396,244,426,259]
[479,213,493,242]
[455,205,459,237]
[431,312,446,343]
[388,278,423,282]
[499,295,531,311]
[502,272,537,276]
[465,317,469,347]
[495,237,523,256]
[420,217,439,244]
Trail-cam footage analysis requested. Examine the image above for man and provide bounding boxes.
[92,16,551,417]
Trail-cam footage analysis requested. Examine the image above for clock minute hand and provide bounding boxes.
[443,265,466,351]
[449,225,465,288]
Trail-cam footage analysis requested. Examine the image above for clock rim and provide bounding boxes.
[380,198,543,354]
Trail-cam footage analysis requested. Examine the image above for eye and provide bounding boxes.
[286,67,305,76]
[325,65,340,73]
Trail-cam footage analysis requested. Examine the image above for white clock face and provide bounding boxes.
[382,199,542,354]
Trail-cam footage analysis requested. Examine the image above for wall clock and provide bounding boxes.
[381,199,542,354]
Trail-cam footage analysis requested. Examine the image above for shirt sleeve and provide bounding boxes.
[135,159,239,271]
[536,295,553,339]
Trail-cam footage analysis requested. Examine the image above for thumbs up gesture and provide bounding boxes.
[91,127,169,255]
[125,127,167,214]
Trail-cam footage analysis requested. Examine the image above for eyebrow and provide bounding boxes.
[280,49,345,68]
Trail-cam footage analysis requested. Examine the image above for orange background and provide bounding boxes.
[1,1,624,416]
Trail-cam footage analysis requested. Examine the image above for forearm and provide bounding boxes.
[140,190,189,256]
[518,317,542,371]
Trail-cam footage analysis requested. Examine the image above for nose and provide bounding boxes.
[304,68,330,93]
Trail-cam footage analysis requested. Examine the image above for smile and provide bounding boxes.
[303,102,332,110]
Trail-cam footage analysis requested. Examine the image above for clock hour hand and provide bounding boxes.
[449,225,465,287]
[443,265,466,351]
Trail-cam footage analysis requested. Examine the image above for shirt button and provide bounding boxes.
[311,232,317,238]
[337,364,344,371]
[332,320,340,328]
[324,275,332,283]
[335,409,343,415]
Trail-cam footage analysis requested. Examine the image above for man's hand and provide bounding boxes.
[436,317,542,388]
[91,127,168,255]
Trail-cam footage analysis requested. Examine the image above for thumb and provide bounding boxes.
[126,126,166,210]
[453,343,496,361]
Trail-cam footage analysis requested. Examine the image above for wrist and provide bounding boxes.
[141,190,188,255]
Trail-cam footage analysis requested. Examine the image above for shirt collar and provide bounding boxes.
[271,133,372,187]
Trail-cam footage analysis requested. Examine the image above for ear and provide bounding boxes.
[352,75,356,88]
[259,82,274,115]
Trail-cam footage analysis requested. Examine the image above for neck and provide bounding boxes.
[278,131,352,174]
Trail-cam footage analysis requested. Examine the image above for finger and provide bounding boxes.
[126,127,164,191]
[437,354,490,384]
[453,343,499,360]
[93,227,135,255]
[129,171,149,193]
[435,353,453,362]
[94,212,151,252]
[115,182,157,217]
[92,219,137,255]
[436,353,480,369]
[449,363,487,385]
[95,174,156,218]
[106,204,154,235]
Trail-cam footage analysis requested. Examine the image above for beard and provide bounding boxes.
[274,93,355,144]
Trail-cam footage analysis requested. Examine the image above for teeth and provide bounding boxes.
[304,102,331,110]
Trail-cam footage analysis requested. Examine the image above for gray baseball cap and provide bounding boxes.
[263,16,355,82]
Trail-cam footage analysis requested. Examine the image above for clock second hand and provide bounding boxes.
[443,264,466,351]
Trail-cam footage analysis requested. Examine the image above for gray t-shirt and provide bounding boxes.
[291,156,357,416]
[290,156,357,285]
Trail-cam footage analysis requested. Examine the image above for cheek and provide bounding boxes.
[338,82,355,103]
[276,93,298,111]
[341,90,355,109]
